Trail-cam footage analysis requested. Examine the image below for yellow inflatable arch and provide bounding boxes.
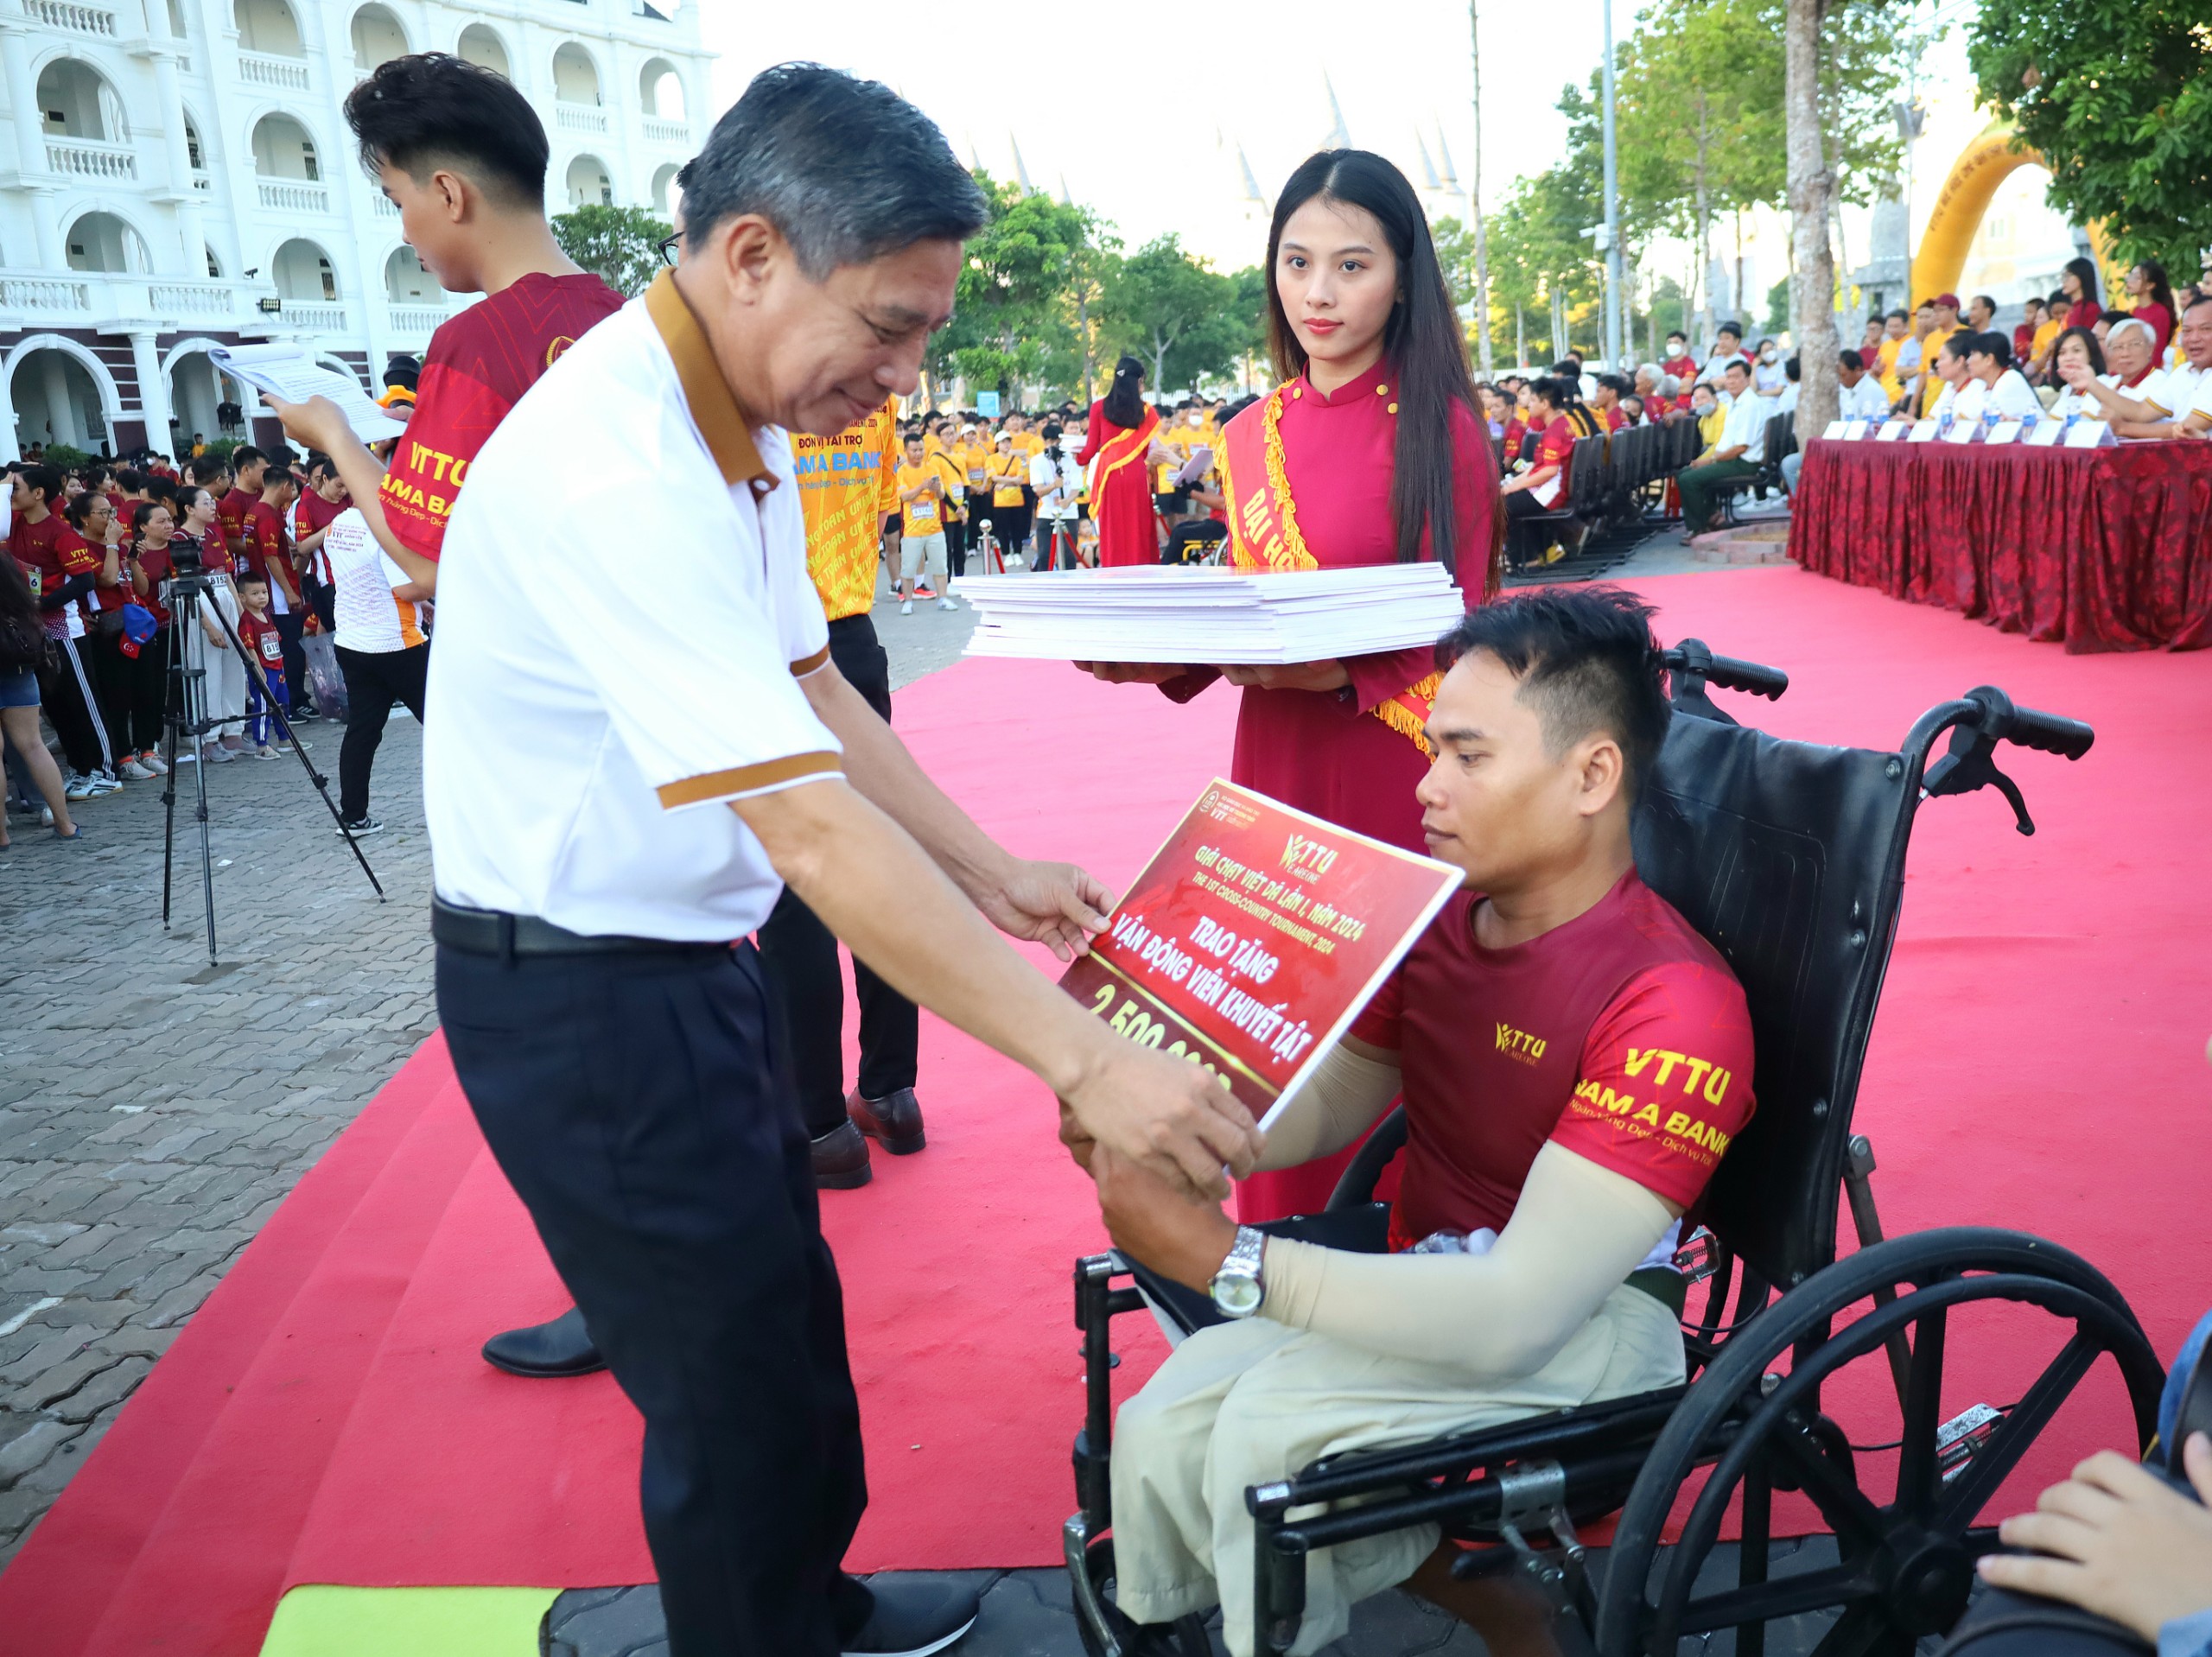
[1910,123,2119,307]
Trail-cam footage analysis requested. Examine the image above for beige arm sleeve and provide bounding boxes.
[1258,1142,1680,1381]
[1253,1043,1403,1171]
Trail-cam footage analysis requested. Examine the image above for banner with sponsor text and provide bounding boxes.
[1059,779,1463,1130]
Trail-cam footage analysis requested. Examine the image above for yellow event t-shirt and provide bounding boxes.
[989,452,1027,509]
[791,397,899,621]
[897,461,946,537]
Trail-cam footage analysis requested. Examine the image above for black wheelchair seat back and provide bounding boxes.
[1631,700,1920,1295]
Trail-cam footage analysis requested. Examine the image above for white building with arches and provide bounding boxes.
[0,0,711,460]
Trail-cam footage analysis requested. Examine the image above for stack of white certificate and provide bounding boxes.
[951,563,1467,665]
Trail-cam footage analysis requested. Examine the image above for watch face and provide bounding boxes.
[1212,1272,1264,1318]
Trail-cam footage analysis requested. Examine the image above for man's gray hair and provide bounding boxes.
[682,63,987,278]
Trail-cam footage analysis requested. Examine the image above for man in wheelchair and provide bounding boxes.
[1074,587,1760,1655]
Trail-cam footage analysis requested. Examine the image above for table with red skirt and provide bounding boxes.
[1788,436,2212,651]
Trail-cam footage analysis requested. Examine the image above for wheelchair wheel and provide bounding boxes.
[1073,1533,1213,1657]
[1595,1227,2164,1657]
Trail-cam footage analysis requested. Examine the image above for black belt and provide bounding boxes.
[431,898,731,959]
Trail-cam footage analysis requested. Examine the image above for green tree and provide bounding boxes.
[931,171,1096,401]
[550,204,670,299]
[1967,0,2212,271]
[1095,235,1244,394]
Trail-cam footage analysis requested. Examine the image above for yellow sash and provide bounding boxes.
[1218,384,1443,757]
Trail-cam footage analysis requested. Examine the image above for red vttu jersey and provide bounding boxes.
[378,271,623,561]
[1351,869,1756,1245]
[237,609,284,673]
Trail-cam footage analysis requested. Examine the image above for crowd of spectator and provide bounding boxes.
[2,441,357,841]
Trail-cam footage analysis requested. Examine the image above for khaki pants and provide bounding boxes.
[899,531,948,585]
[1110,1282,1686,1657]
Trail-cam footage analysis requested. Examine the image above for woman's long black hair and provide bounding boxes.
[2063,256,2101,306]
[2132,258,2175,320]
[1263,149,1493,587]
[1101,354,1146,430]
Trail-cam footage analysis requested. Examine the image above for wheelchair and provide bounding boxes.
[1065,640,2168,1657]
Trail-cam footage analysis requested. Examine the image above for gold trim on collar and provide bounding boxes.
[645,270,772,489]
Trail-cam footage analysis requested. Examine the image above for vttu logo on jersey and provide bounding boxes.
[1623,1046,1735,1106]
[1279,833,1338,882]
[1495,1023,1548,1065]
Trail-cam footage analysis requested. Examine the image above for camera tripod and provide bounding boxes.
[160,569,383,965]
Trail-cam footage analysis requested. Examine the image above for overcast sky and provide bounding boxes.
[699,0,1629,269]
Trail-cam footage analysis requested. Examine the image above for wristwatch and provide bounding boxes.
[1208,1225,1268,1318]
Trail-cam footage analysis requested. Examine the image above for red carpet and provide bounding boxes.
[4,566,2209,1655]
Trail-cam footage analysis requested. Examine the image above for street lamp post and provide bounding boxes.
[1600,0,1624,369]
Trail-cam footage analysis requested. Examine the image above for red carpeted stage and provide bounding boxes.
[4,566,2209,1656]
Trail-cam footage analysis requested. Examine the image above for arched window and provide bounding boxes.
[273,237,338,302]
[639,58,684,121]
[565,155,613,209]
[233,0,304,55]
[350,3,408,69]
[64,211,150,274]
[456,22,509,78]
[651,162,681,213]
[551,43,600,105]
[251,113,319,180]
[10,346,115,451]
[35,58,123,141]
[385,245,441,302]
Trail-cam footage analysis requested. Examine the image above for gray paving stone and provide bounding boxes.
[0,1418,79,1489]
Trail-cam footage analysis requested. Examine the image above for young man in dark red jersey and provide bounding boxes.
[216,446,266,568]
[242,455,311,714]
[1079,586,1757,1657]
[268,53,622,594]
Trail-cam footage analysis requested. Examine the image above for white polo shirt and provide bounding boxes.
[423,272,839,942]
[1717,384,1767,463]
[2144,360,2210,421]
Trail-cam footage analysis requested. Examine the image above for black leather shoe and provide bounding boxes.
[849,1088,926,1155]
[480,1305,605,1378]
[841,1575,981,1656]
[812,1119,874,1190]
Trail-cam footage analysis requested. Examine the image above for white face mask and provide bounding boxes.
[1760,348,1777,362]
[1186,412,1203,427]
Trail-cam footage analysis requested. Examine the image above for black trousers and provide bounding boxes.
[943,516,967,579]
[124,625,169,752]
[275,609,310,710]
[87,625,138,759]
[755,613,918,1138]
[437,941,873,1657]
[335,641,428,822]
[40,634,111,774]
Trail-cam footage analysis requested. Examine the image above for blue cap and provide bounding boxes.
[121,603,159,645]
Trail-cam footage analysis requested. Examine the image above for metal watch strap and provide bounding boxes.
[1211,1224,1268,1317]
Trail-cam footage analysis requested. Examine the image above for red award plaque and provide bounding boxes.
[1059,779,1463,1129]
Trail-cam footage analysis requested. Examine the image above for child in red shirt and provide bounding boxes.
[233,573,294,756]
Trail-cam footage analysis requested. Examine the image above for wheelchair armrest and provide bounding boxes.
[1325,1103,1408,1211]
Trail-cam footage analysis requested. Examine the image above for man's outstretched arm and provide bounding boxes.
[262,393,441,594]
[734,777,1262,1201]
[799,657,1111,959]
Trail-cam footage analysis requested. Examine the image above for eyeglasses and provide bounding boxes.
[658,235,681,268]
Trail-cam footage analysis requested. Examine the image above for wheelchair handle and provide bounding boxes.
[1661,641,1789,702]
[1966,685,2094,761]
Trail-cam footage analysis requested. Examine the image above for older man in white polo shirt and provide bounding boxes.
[423,65,1262,1657]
